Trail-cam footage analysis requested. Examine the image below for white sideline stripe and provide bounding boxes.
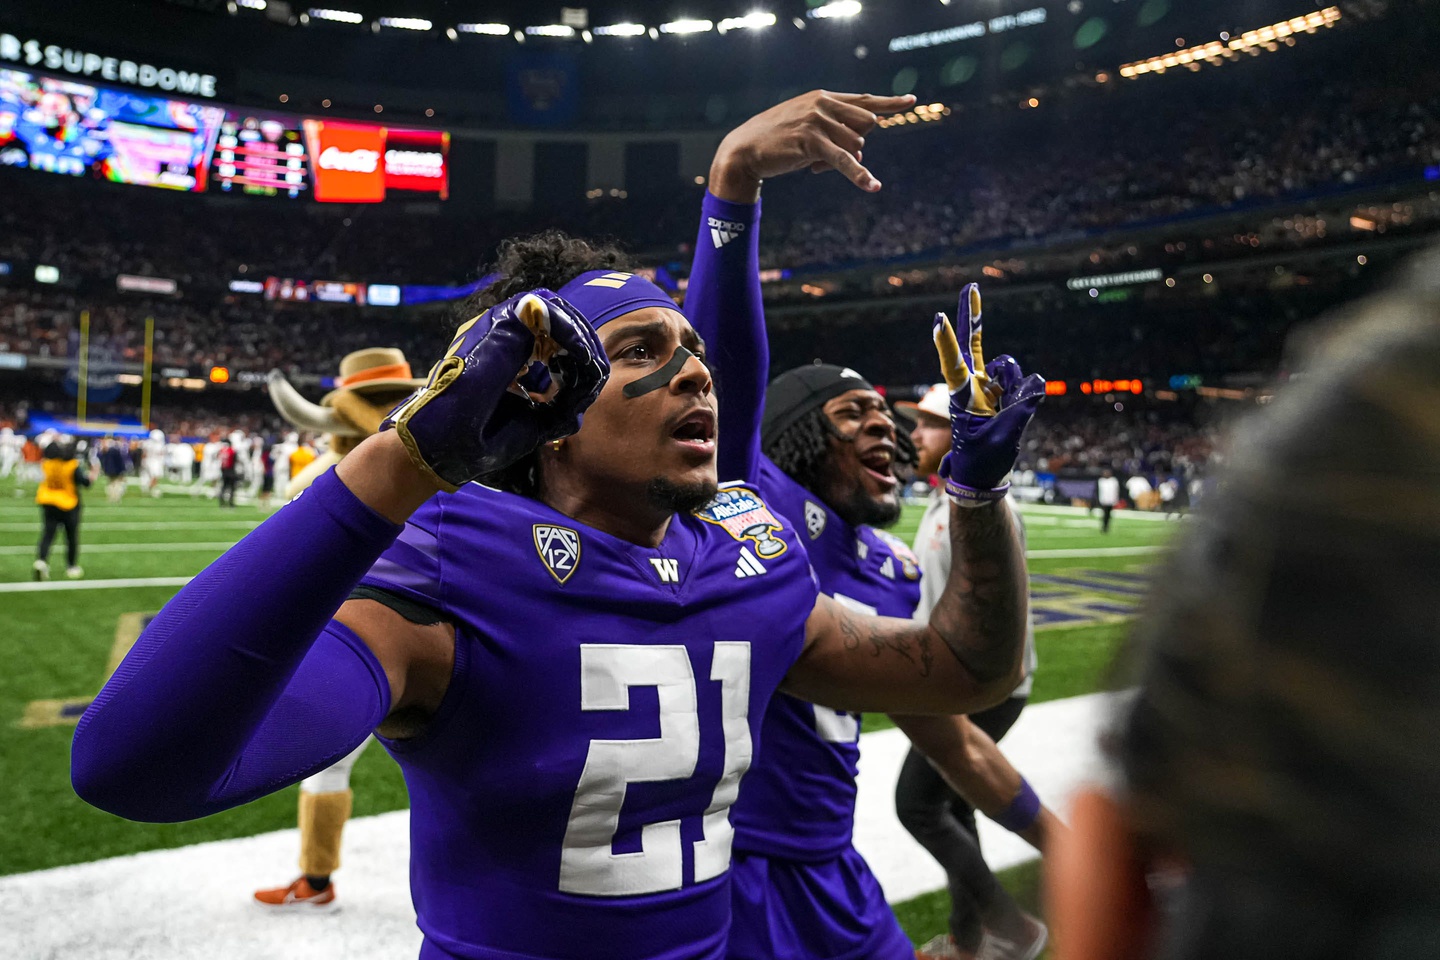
[1026,546,1166,559]
[0,576,193,593]
[0,542,235,556]
[0,693,1120,960]
[0,521,262,532]
[1019,504,1180,523]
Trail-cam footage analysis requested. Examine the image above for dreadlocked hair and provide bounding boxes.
[763,407,917,492]
[764,409,836,492]
[465,230,638,497]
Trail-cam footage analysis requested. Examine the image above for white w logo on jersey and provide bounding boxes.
[649,558,681,583]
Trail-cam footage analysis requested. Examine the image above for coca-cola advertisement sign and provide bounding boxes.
[303,120,385,202]
[319,145,380,173]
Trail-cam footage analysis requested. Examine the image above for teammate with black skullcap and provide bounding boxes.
[684,91,1049,960]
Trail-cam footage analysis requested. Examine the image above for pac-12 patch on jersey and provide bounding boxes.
[804,500,826,541]
[533,524,582,584]
[697,487,788,559]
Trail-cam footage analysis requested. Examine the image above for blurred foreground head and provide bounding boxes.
[1053,250,1440,960]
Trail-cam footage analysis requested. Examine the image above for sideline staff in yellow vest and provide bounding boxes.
[34,437,90,581]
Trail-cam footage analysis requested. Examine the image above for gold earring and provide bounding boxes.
[549,438,565,450]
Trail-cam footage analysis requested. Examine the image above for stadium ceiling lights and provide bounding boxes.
[807,1,862,19]
[594,22,647,36]
[379,16,431,30]
[660,19,714,34]
[1120,6,1340,78]
[237,0,266,8]
[526,24,577,37]
[455,22,509,35]
[308,7,363,23]
[718,12,777,33]
[875,102,950,128]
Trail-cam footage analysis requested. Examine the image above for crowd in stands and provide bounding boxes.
[764,277,1348,387]
[0,64,1434,296]
[1017,406,1220,481]
[754,75,1440,270]
[0,288,452,377]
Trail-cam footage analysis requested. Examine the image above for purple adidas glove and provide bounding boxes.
[932,283,1045,505]
[382,290,609,491]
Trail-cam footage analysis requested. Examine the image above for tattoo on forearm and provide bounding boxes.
[930,501,1026,685]
[836,608,936,678]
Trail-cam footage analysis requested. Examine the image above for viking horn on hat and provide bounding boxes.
[266,370,365,438]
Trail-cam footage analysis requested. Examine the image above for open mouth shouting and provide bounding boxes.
[857,442,898,491]
[667,407,717,458]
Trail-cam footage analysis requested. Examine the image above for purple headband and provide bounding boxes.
[557,270,680,328]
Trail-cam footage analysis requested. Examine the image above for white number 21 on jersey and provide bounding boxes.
[559,642,752,896]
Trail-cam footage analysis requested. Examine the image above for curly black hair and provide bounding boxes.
[763,407,918,496]
[467,230,637,496]
[467,229,638,314]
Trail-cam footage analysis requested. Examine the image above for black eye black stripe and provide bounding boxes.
[623,346,697,399]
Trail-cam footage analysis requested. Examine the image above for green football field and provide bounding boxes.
[0,476,1176,950]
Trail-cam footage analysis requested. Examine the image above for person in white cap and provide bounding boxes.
[895,382,1053,960]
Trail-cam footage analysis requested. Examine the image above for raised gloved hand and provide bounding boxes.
[932,283,1045,505]
[382,290,609,492]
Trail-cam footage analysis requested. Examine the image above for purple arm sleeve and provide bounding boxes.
[682,193,766,485]
[71,468,404,822]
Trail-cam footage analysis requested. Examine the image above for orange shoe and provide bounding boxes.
[253,876,339,912]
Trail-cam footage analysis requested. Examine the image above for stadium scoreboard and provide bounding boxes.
[214,114,308,198]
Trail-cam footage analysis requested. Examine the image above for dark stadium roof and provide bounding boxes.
[6,0,1404,131]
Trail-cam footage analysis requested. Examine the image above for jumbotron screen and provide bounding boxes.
[0,67,224,191]
[0,67,448,201]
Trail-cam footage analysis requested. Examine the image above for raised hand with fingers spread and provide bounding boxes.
[933,283,1047,505]
[707,89,918,202]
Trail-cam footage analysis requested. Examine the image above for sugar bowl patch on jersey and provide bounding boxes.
[872,529,922,581]
[697,483,788,560]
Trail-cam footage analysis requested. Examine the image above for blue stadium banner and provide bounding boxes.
[505,51,580,127]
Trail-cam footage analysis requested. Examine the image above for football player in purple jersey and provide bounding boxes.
[72,227,1037,960]
[682,91,1056,960]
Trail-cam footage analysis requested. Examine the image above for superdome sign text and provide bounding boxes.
[0,31,218,98]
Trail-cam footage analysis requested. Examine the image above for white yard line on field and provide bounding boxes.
[0,521,262,532]
[1026,546,1166,559]
[0,546,1160,589]
[1019,504,1182,523]
[0,543,235,556]
[0,576,194,593]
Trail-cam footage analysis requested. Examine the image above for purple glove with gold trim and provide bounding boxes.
[933,283,1045,506]
[382,290,609,492]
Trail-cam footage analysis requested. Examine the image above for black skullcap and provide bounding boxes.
[762,364,875,449]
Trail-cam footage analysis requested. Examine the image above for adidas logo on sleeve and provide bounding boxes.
[708,217,745,249]
[734,547,767,578]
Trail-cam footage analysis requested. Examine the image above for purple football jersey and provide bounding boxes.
[359,480,818,960]
[729,457,922,862]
